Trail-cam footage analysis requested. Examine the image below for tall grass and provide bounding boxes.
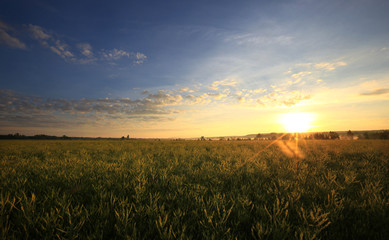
[1,140,388,239]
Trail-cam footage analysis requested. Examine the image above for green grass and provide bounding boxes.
[1,140,388,239]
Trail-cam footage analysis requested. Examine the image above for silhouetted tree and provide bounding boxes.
[314,133,323,139]
[379,130,389,139]
[269,133,277,140]
[62,135,70,139]
[363,132,369,139]
[305,134,313,140]
[255,133,262,140]
[329,131,339,139]
[347,130,354,140]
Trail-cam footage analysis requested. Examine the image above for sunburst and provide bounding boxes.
[279,112,314,133]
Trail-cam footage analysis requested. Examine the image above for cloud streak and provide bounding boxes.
[1,80,307,130]
[225,32,294,46]
[28,24,77,61]
[25,23,147,65]
[314,61,347,71]
[101,49,147,65]
[0,21,26,49]
[0,89,184,117]
[208,78,237,90]
[360,88,389,96]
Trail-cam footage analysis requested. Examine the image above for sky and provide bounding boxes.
[1,0,389,138]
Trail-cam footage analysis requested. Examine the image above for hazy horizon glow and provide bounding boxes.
[1,0,389,138]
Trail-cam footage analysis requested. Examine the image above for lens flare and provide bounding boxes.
[280,112,314,133]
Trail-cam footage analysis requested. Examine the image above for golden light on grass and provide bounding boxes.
[279,112,315,133]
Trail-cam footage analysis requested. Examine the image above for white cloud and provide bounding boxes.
[360,88,389,96]
[28,24,77,61]
[254,90,311,108]
[288,71,311,85]
[226,33,293,46]
[77,43,93,57]
[252,89,267,93]
[282,94,311,107]
[314,61,347,71]
[380,47,388,52]
[26,23,146,65]
[288,78,389,114]
[101,49,147,65]
[102,48,130,60]
[134,52,147,64]
[208,78,237,90]
[145,91,183,106]
[0,20,148,66]
[284,60,348,88]
[291,71,311,79]
[0,89,186,122]
[183,94,209,104]
[28,24,51,40]
[294,61,347,72]
[52,40,74,59]
[206,93,227,99]
[179,88,189,92]
[359,81,389,96]
[0,21,26,49]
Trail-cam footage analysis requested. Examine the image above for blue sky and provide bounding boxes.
[1,0,389,137]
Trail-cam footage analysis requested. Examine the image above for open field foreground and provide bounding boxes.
[1,140,389,239]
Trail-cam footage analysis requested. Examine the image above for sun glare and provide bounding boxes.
[280,112,314,133]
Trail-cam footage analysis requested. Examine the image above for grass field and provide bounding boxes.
[1,139,388,239]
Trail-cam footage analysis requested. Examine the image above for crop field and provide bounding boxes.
[1,139,389,239]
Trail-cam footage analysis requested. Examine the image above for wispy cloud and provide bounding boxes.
[294,61,347,72]
[303,79,389,108]
[206,93,227,99]
[360,88,389,96]
[28,24,77,62]
[255,90,311,108]
[77,43,93,57]
[314,61,347,71]
[25,23,147,65]
[208,78,237,90]
[0,21,26,49]
[135,52,147,64]
[225,33,294,46]
[0,87,216,121]
[101,49,147,65]
[284,60,348,88]
[102,48,131,61]
[288,71,311,85]
[28,24,50,40]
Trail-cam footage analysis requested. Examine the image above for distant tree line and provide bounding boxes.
[1,133,137,140]
[306,131,340,140]
[121,135,130,140]
[360,130,389,139]
[258,130,389,140]
[0,133,71,140]
[304,130,389,140]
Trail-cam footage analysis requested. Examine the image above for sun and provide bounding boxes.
[279,112,314,133]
